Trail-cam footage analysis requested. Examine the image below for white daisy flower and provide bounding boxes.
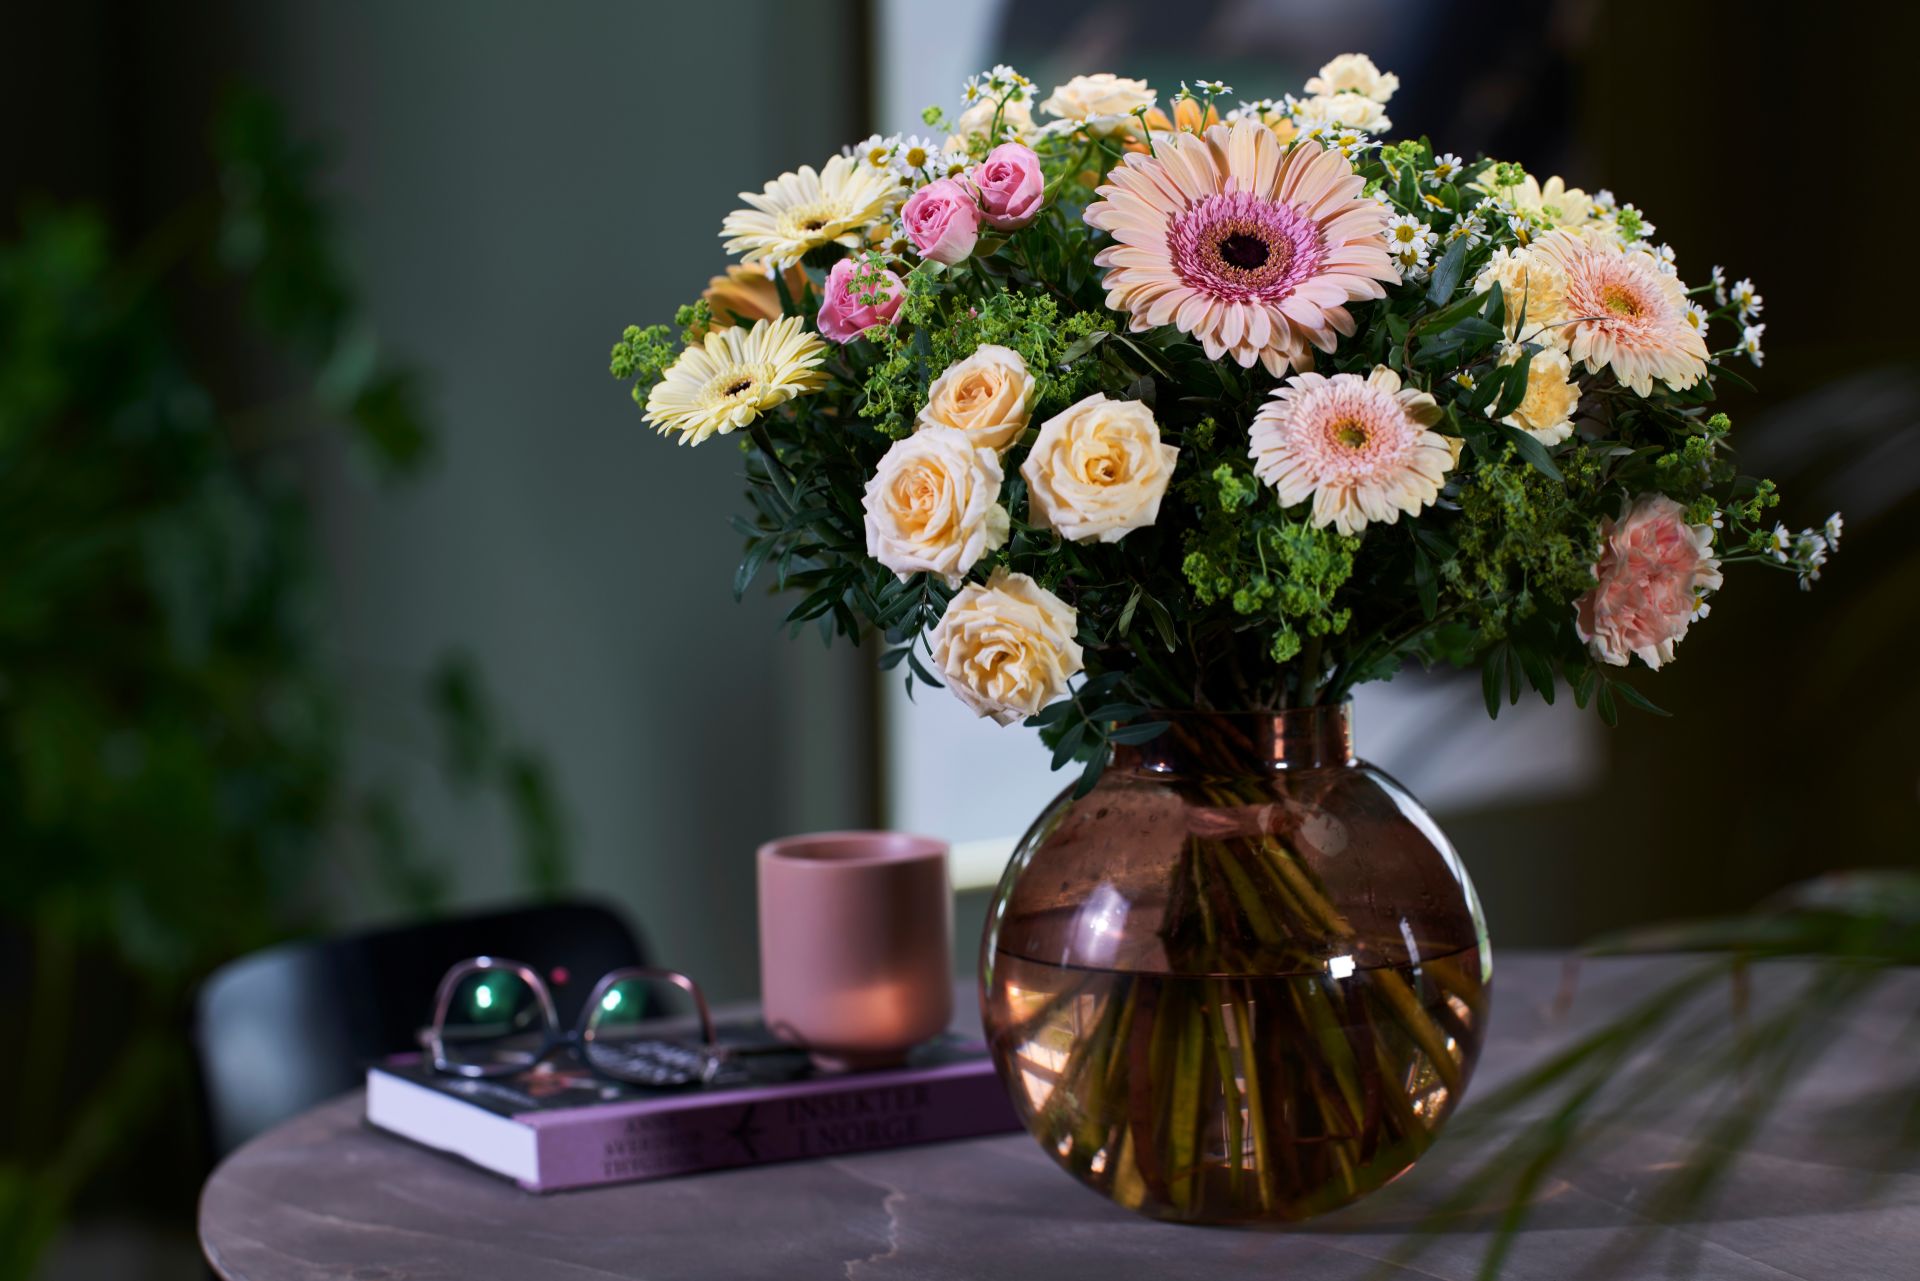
[1766,523,1792,563]
[1739,323,1766,367]
[890,135,940,177]
[1691,587,1713,621]
[1591,188,1617,213]
[1710,264,1728,305]
[1730,278,1763,320]
[846,133,900,170]
[1425,152,1464,188]
[1683,300,1710,340]
[1824,512,1844,550]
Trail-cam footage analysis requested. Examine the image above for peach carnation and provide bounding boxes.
[1248,366,1453,535]
[1575,493,1722,669]
[1530,229,1708,396]
[1083,123,1397,376]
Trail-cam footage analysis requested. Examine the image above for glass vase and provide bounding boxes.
[980,705,1491,1225]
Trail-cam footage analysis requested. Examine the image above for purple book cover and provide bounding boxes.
[366,1033,1020,1192]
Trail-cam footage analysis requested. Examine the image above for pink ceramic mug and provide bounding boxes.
[756,831,953,1072]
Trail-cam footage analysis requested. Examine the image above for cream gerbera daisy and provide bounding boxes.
[1248,366,1453,535]
[643,316,828,446]
[720,156,900,271]
[1529,229,1709,396]
[1084,123,1398,376]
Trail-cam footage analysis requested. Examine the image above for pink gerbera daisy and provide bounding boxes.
[1248,366,1454,535]
[1530,230,1709,396]
[1084,123,1398,376]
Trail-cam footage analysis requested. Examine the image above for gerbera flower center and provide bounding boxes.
[1333,419,1370,449]
[702,364,768,407]
[1168,191,1324,302]
[1599,283,1643,317]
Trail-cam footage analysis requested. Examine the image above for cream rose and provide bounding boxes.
[1021,394,1179,544]
[928,569,1084,726]
[1303,54,1400,103]
[915,344,1036,454]
[1039,73,1154,134]
[1489,347,1580,446]
[1295,92,1391,134]
[863,428,1009,586]
[947,96,1035,149]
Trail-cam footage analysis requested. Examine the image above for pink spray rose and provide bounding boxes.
[969,143,1044,231]
[816,255,905,343]
[901,178,981,265]
[1574,493,1723,670]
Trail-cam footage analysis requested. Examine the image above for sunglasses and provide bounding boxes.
[427,957,731,1088]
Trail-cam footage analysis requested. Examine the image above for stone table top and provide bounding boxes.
[199,951,1920,1280]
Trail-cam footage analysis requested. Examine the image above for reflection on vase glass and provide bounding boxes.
[981,706,1491,1224]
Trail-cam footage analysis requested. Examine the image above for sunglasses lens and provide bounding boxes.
[437,968,549,1072]
[582,976,712,1086]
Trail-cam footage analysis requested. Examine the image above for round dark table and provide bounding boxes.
[200,952,1920,1280]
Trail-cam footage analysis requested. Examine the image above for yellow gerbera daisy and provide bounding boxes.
[720,156,900,271]
[643,316,828,446]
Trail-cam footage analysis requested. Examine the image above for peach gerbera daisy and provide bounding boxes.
[1530,229,1708,396]
[1248,366,1454,535]
[1084,123,1398,376]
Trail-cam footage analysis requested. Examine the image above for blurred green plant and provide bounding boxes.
[1391,868,1920,1280]
[0,92,568,1277]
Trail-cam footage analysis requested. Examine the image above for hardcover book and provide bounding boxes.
[364,1032,1019,1192]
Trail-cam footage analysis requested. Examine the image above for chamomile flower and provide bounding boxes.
[846,133,900,170]
[1454,371,1477,391]
[1730,278,1763,320]
[1824,512,1844,551]
[1739,323,1766,366]
[1591,188,1617,214]
[1328,128,1374,162]
[891,135,940,178]
[1639,242,1678,275]
[1425,152,1464,188]
[1446,211,1489,248]
[1610,202,1654,243]
[1691,586,1713,621]
[1794,532,1829,589]
[1710,264,1728,305]
[1385,213,1436,256]
[1507,213,1534,245]
[1188,78,1233,98]
[1765,523,1792,563]
[1682,300,1710,340]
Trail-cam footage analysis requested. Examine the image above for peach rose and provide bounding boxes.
[1021,394,1179,544]
[915,345,1036,454]
[1575,493,1722,669]
[928,569,1084,725]
[862,427,1009,586]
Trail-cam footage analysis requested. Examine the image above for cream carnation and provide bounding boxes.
[928,569,1083,725]
[1575,493,1722,669]
[1039,73,1155,133]
[863,428,1010,586]
[1474,246,1573,348]
[916,344,1036,454]
[1021,394,1179,544]
[1303,53,1399,103]
[1530,229,1709,396]
[1248,366,1452,536]
[1489,347,1581,446]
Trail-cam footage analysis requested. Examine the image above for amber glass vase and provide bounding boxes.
[980,705,1491,1225]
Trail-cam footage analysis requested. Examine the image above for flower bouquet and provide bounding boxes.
[610,54,1836,1224]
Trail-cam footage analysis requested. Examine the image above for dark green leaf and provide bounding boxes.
[1426,234,1471,306]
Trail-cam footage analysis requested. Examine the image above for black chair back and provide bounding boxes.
[192,899,644,1157]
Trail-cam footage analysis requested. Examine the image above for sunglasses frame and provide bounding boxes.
[427,955,719,1084]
